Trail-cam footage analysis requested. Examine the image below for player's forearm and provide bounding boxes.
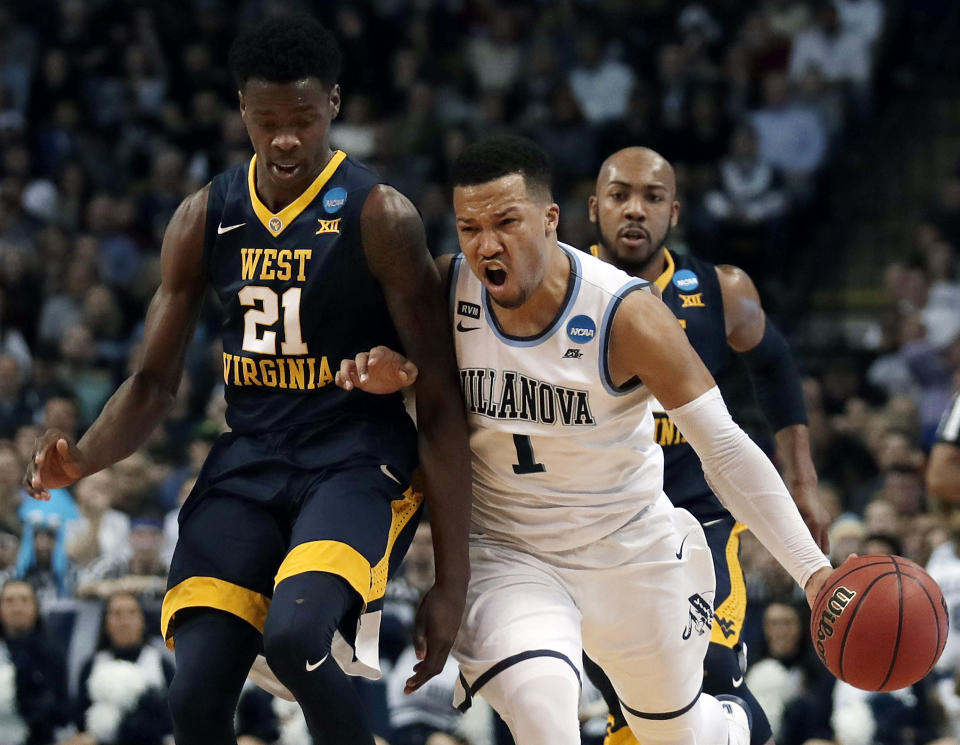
[668,387,830,588]
[774,425,818,492]
[75,372,178,476]
[415,377,472,589]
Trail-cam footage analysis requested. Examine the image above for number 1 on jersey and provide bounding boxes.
[512,434,545,474]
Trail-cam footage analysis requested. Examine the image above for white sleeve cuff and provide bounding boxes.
[666,387,830,589]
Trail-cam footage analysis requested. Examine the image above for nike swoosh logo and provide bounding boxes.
[456,321,480,332]
[380,464,401,485]
[731,675,743,688]
[305,653,329,671]
[676,534,689,560]
[217,222,246,234]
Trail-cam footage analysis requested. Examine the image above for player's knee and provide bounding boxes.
[492,671,581,745]
[622,696,728,745]
[262,606,337,680]
[262,572,352,682]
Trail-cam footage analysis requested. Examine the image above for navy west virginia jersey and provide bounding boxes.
[651,249,731,521]
[203,151,411,436]
[590,247,736,521]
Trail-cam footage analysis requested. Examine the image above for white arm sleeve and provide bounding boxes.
[666,386,830,589]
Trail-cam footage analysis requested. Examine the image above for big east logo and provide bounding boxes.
[566,315,596,343]
[814,586,857,662]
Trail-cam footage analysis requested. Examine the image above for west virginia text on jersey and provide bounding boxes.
[203,152,410,434]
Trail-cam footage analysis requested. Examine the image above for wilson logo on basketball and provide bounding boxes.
[814,586,857,661]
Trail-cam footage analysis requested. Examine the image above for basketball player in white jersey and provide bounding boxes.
[338,135,833,745]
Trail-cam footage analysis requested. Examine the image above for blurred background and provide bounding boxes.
[1,0,960,744]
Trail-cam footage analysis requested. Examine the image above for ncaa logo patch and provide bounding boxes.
[323,187,347,214]
[672,269,699,292]
[566,315,596,343]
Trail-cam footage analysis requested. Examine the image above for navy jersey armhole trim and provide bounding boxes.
[201,177,226,280]
[347,178,380,280]
[448,254,464,324]
[599,279,651,396]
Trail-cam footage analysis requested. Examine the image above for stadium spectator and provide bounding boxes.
[0,521,19,586]
[0,579,71,745]
[66,470,130,577]
[75,591,173,745]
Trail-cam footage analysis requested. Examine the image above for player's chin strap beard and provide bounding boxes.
[596,223,672,275]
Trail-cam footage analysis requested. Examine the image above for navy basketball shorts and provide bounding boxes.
[703,514,747,653]
[701,515,773,745]
[161,425,420,677]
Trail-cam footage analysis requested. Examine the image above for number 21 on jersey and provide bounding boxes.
[239,285,307,355]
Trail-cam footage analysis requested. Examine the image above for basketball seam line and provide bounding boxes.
[837,568,897,686]
[877,556,904,691]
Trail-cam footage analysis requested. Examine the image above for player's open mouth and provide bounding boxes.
[270,162,301,178]
[619,227,648,246]
[485,268,507,286]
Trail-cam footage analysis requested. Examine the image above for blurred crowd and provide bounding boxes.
[2,0,960,744]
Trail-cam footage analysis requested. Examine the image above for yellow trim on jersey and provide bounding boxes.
[654,248,675,293]
[710,522,748,648]
[604,716,639,745]
[590,244,675,292]
[161,576,271,650]
[248,150,347,237]
[274,487,423,603]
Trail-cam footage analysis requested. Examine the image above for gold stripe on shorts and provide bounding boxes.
[370,488,422,601]
[274,487,423,603]
[710,522,748,648]
[161,576,271,650]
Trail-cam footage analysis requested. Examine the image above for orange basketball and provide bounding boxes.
[810,554,948,691]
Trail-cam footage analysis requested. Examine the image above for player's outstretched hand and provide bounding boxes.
[804,554,858,609]
[404,582,465,694]
[336,345,419,395]
[23,429,86,501]
[793,483,831,554]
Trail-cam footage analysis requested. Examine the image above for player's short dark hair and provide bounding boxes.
[451,135,553,202]
[229,16,342,90]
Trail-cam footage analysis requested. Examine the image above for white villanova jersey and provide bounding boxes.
[449,244,666,552]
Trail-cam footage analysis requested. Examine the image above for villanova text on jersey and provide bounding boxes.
[460,368,596,426]
[203,151,410,434]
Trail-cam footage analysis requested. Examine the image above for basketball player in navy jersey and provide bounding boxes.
[23,17,471,745]
[338,135,833,745]
[583,146,831,745]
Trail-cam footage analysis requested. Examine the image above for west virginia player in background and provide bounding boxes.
[23,17,472,745]
[585,146,831,745]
